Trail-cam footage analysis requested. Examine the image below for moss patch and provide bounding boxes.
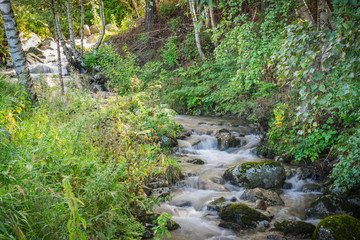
[313,215,360,240]
[219,204,270,229]
[274,220,315,238]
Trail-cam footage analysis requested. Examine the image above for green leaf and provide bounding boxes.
[319,84,326,93]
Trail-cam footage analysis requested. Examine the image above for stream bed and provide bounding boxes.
[155,115,322,240]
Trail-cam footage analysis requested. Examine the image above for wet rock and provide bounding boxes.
[302,183,322,193]
[186,159,205,165]
[27,53,44,64]
[306,194,360,219]
[105,23,117,31]
[219,203,270,229]
[283,182,293,189]
[218,222,242,231]
[255,199,267,210]
[22,32,41,51]
[240,187,284,206]
[176,201,192,207]
[149,187,169,199]
[186,136,201,146]
[90,24,100,34]
[274,220,315,238]
[223,161,286,189]
[83,25,91,36]
[257,220,270,232]
[26,47,44,57]
[177,130,192,140]
[86,34,99,44]
[267,235,287,240]
[207,197,230,212]
[216,129,237,150]
[142,228,153,239]
[161,136,178,148]
[173,180,187,188]
[39,37,54,50]
[296,167,314,180]
[313,215,360,240]
[29,65,54,74]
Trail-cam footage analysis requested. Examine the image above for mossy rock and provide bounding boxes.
[240,187,284,206]
[219,203,270,229]
[306,194,359,219]
[313,215,360,240]
[223,161,286,189]
[274,220,315,238]
[207,197,230,212]
[216,130,237,150]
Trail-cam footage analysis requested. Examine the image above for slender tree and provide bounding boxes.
[51,0,65,104]
[80,0,84,57]
[131,0,140,18]
[0,0,38,104]
[94,0,105,50]
[189,0,204,61]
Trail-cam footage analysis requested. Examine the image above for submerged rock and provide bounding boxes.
[313,215,360,240]
[306,194,360,219]
[240,187,284,206]
[216,129,237,150]
[223,161,286,189]
[207,197,230,212]
[219,204,270,229]
[186,159,205,165]
[274,220,315,238]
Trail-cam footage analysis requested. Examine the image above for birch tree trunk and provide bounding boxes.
[189,0,204,61]
[65,0,83,65]
[51,0,65,104]
[209,2,218,47]
[0,0,38,104]
[80,0,84,57]
[132,0,140,18]
[94,0,105,50]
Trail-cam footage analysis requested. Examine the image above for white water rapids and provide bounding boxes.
[155,115,322,240]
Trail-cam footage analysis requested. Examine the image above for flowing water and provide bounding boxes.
[155,115,322,240]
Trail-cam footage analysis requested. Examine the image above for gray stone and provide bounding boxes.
[105,23,117,31]
[149,187,170,199]
[22,32,41,51]
[223,161,286,189]
[302,183,322,193]
[90,24,100,34]
[161,136,178,148]
[240,187,284,206]
[216,129,237,150]
[84,25,91,36]
[86,34,99,44]
[26,47,43,56]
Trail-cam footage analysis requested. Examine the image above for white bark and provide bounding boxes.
[94,0,105,50]
[65,0,83,65]
[189,0,204,61]
[0,0,38,103]
[80,0,84,57]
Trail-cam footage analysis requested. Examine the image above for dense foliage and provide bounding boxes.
[0,76,181,239]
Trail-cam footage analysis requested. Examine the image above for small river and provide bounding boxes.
[155,115,322,240]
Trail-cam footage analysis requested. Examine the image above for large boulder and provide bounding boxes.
[26,47,44,57]
[219,204,270,229]
[83,25,91,36]
[223,161,286,189]
[105,23,117,31]
[216,129,237,150]
[22,32,41,51]
[274,220,315,238]
[207,197,230,212]
[313,215,360,240]
[240,187,284,206]
[306,194,360,219]
[86,34,99,44]
[90,24,100,34]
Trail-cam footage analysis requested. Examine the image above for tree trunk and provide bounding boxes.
[0,0,38,104]
[51,0,65,104]
[131,0,140,18]
[145,0,156,33]
[94,0,105,50]
[80,0,84,57]
[209,2,218,47]
[317,0,330,30]
[65,0,83,65]
[189,0,204,61]
[54,14,80,70]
